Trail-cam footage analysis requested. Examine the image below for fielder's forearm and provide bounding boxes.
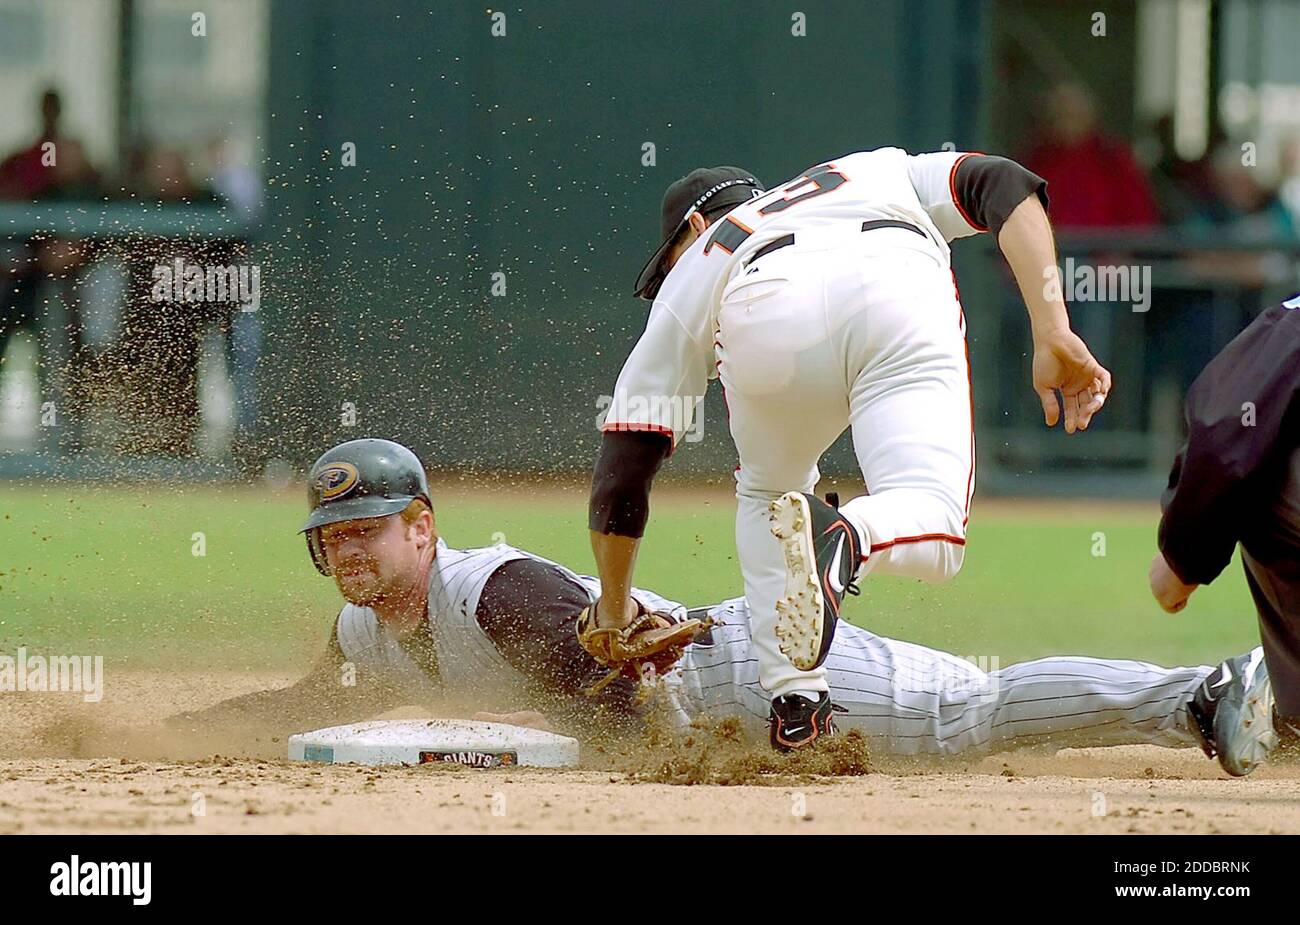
[997,195,1072,340]
[588,531,641,622]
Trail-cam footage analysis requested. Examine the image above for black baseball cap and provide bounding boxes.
[632,166,764,300]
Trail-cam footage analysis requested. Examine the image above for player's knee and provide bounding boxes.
[943,542,966,579]
[933,495,967,581]
[927,540,966,583]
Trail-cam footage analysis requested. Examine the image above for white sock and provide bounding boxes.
[836,499,871,565]
[785,689,824,704]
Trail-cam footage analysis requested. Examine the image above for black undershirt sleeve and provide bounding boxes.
[588,429,672,538]
[476,558,640,715]
[952,155,1049,236]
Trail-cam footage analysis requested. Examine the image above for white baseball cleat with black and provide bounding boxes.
[769,691,846,752]
[768,491,864,671]
[1188,647,1278,778]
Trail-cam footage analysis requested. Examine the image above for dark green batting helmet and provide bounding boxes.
[300,438,432,575]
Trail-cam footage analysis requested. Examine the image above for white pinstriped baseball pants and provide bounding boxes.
[716,230,974,698]
[671,599,1212,756]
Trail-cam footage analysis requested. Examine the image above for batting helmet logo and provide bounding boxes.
[318,462,360,501]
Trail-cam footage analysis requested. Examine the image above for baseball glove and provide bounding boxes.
[576,599,707,695]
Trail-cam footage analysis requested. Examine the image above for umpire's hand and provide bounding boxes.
[1149,553,1198,613]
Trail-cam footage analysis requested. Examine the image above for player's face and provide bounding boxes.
[318,514,423,605]
[663,230,696,273]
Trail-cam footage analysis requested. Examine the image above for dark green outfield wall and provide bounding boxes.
[259,0,988,475]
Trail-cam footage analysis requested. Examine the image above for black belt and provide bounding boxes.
[745,219,927,267]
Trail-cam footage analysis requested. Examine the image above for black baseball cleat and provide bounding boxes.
[769,692,846,752]
[768,491,864,671]
[1188,647,1278,777]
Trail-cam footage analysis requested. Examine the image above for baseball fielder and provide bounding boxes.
[585,148,1113,749]
[170,439,1272,775]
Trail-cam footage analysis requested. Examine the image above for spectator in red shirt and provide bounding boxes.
[1023,83,1160,229]
[0,88,102,453]
[0,88,101,200]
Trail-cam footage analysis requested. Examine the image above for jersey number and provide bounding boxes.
[704,163,850,255]
[754,163,848,214]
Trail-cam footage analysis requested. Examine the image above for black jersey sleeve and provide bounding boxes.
[588,430,673,538]
[1159,302,1300,584]
[951,155,1049,235]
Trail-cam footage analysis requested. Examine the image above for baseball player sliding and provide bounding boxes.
[169,440,1274,776]
[583,147,1113,751]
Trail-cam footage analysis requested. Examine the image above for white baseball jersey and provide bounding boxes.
[335,541,531,695]
[605,147,991,699]
[604,147,982,445]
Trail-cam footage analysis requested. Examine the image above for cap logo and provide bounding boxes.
[318,462,360,501]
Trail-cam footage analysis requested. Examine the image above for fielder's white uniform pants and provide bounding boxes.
[716,228,975,699]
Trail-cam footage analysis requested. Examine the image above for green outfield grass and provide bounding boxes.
[0,482,1262,672]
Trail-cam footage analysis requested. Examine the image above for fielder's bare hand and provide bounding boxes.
[1032,328,1112,433]
[1149,553,1198,613]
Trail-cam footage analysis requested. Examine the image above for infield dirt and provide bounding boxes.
[2,670,1294,835]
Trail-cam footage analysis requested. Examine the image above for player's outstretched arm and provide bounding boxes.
[164,632,403,734]
[997,194,1112,433]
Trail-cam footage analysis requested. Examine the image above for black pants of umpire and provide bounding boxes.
[1243,459,1300,718]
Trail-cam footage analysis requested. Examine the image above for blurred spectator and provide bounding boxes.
[127,142,211,202]
[1280,136,1300,233]
[1189,145,1294,240]
[0,88,103,200]
[1175,145,1296,291]
[116,143,205,455]
[203,136,263,473]
[1022,83,1160,228]
[1148,114,1223,225]
[115,142,249,459]
[0,88,103,453]
[206,136,263,220]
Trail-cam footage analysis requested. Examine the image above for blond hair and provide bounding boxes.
[400,498,432,525]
